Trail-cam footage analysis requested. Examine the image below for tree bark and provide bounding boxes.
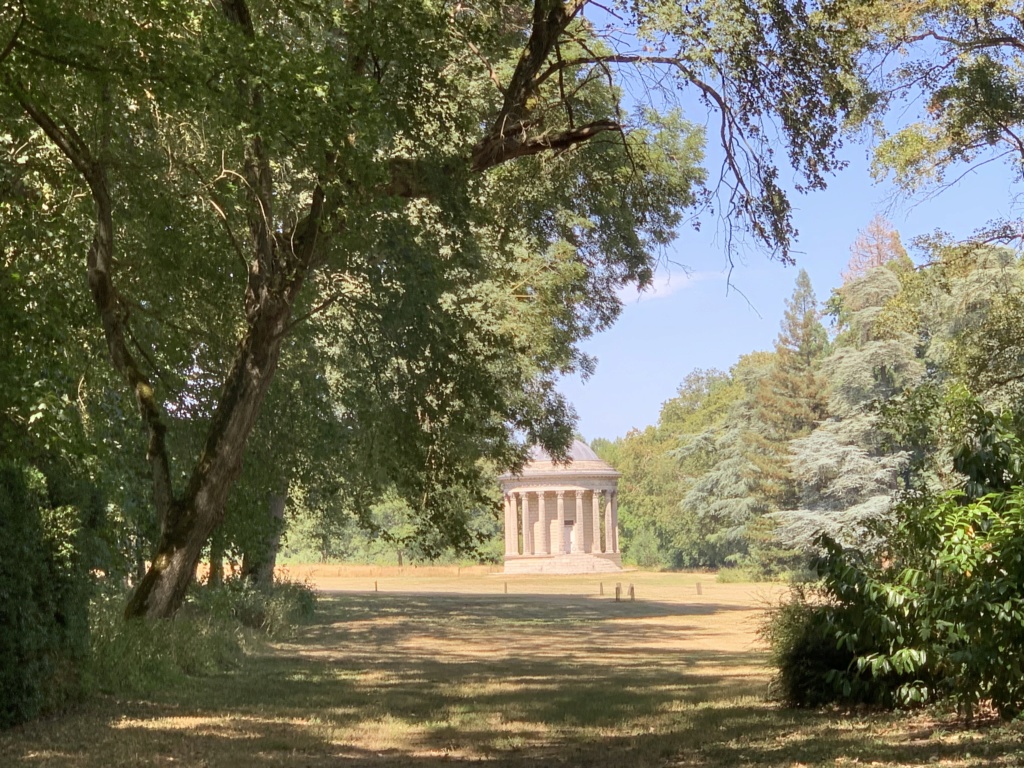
[241,488,287,589]
[208,529,225,588]
[122,292,300,618]
[119,0,326,618]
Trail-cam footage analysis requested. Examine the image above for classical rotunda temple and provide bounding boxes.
[499,440,622,574]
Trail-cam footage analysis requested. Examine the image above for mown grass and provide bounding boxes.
[1,571,1022,767]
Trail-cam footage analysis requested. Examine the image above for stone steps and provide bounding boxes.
[503,553,622,574]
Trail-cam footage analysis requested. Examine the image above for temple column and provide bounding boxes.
[538,492,549,554]
[521,491,533,555]
[504,493,517,556]
[512,492,521,554]
[604,490,612,554]
[590,490,601,554]
[611,490,620,553]
[556,491,565,553]
[574,490,583,553]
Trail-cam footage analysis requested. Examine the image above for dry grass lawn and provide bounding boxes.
[2,568,1023,767]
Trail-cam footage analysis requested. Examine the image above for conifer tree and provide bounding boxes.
[746,270,829,511]
[842,215,907,282]
[678,352,775,564]
[773,261,924,552]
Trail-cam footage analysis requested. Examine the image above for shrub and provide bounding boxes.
[0,461,91,728]
[715,566,757,583]
[761,584,915,708]
[762,589,855,707]
[625,525,667,570]
[89,575,318,694]
[816,491,1024,720]
[765,486,1024,721]
[188,577,317,639]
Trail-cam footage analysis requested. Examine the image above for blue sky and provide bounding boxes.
[560,139,1020,441]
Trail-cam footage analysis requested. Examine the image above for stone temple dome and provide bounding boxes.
[498,439,622,574]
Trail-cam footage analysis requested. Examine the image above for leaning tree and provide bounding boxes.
[0,0,860,618]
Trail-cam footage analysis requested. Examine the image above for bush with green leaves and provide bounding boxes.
[0,461,91,728]
[761,586,860,707]
[813,489,1024,721]
[765,391,1024,720]
[766,489,1024,720]
[625,525,668,570]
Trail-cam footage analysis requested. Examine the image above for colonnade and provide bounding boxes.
[503,488,618,557]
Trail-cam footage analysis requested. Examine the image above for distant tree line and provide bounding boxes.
[597,216,1024,576]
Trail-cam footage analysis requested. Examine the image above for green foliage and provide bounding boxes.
[623,524,668,570]
[746,269,829,517]
[0,461,91,728]
[683,271,828,574]
[679,354,775,564]
[597,367,747,568]
[806,491,1024,722]
[863,3,1024,195]
[771,258,926,557]
[89,577,316,695]
[772,395,1024,721]
[761,588,859,708]
[188,579,317,640]
[88,590,243,694]
[0,0,871,618]
[744,517,805,579]
[714,566,761,583]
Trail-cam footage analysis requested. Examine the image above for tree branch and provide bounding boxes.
[471,0,582,171]
[0,0,26,66]
[7,81,176,524]
[471,119,618,171]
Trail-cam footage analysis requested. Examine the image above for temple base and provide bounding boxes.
[503,552,622,574]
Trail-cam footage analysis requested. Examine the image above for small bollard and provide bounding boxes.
[374,580,378,592]
[628,584,635,601]
[696,582,702,596]
[615,583,621,602]
[599,582,604,596]
[504,581,508,594]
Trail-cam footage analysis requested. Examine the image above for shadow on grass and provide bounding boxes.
[2,590,1022,767]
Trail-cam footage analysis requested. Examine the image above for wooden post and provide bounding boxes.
[599,582,604,596]
[504,581,508,594]
[696,582,702,596]
[615,583,621,602]
[374,580,378,592]
[628,584,635,601]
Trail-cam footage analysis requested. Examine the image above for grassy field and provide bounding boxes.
[2,569,1023,767]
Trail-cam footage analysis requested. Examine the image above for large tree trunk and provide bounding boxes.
[120,1,327,619]
[207,529,225,588]
[7,12,315,620]
[123,297,297,619]
[241,488,287,589]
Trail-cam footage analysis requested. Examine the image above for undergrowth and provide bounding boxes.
[89,578,317,695]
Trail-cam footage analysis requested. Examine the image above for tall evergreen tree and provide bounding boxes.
[679,352,776,564]
[842,214,907,282]
[772,261,924,552]
[747,269,829,511]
